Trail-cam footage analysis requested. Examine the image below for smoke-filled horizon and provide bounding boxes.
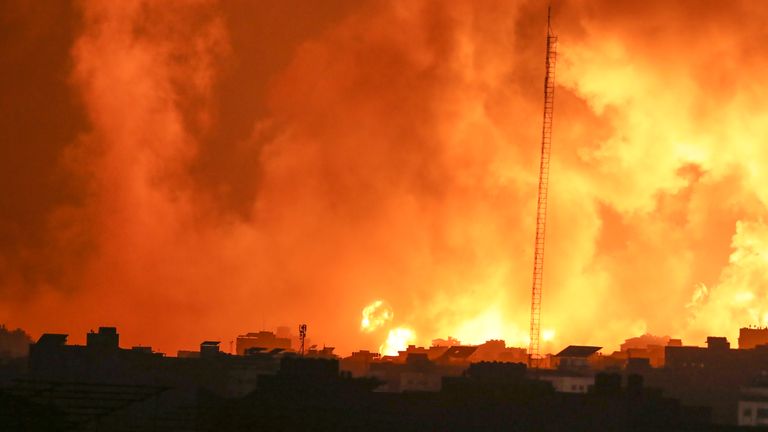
[2,0,768,355]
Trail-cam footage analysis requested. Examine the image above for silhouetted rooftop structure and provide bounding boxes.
[555,345,601,357]
[434,345,477,363]
[86,326,119,350]
[26,326,284,400]
[6,324,744,430]
[739,327,768,349]
[35,334,67,346]
[552,345,602,372]
[706,336,730,350]
[236,331,291,356]
[620,334,670,351]
[468,340,527,363]
[305,346,337,358]
[432,336,460,347]
[340,350,380,377]
[200,341,221,358]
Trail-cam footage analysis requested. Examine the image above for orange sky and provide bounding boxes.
[2,0,768,356]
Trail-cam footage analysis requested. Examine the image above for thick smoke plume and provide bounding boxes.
[2,0,768,354]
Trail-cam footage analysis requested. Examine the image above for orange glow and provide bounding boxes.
[4,1,768,355]
[380,327,416,356]
[360,300,393,333]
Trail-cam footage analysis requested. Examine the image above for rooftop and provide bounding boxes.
[555,345,601,358]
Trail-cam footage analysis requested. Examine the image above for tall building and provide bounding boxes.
[738,327,768,349]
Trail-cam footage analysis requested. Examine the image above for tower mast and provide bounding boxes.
[529,6,557,369]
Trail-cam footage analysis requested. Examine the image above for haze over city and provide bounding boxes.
[4,0,768,358]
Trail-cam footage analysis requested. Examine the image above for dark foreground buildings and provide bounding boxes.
[641,333,768,426]
[0,326,763,431]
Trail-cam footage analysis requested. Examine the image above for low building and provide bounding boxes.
[640,335,768,424]
[369,348,474,392]
[468,339,528,363]
[305,346,337,359]
[28,327,283,398]
[340,350,380,377]
[552,345,602,371]
[537,370,594,393]
[235,331,291,356]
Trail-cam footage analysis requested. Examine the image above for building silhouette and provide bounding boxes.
[235,331,291,356]
[2,325,763,430]
[738,327,768,350]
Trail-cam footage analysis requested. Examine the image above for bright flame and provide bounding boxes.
[734,291,754,304]
[542,329,555,342]
[360,300,394,333]
[9,1,768,356]
[449,307,530,347]
[687,221,768,342]
[379,327,416,356]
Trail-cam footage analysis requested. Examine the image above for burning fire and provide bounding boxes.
[5,2,768,355]
[360,300,394,333]
[380,327,416,356]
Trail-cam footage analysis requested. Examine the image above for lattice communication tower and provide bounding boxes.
[528,7,558,369]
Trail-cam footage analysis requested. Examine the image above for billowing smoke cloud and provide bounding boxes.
[687,221,768,343]
[2,0,768,354]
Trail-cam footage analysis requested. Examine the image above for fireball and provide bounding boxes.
[379,327,416,356]
[360,300,394,333]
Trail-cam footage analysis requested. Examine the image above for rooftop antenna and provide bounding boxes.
[299,324,307,356]
[529,4,558,370]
